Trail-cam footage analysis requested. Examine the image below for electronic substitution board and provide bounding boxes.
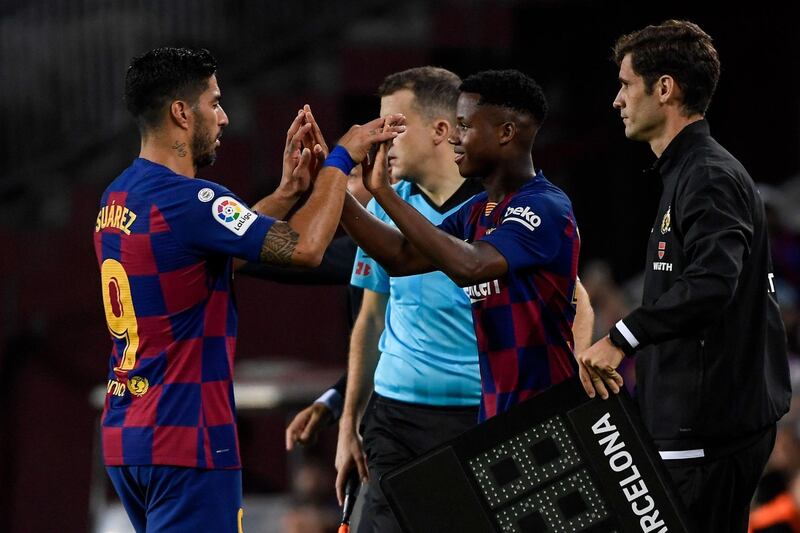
[380,378,691,533]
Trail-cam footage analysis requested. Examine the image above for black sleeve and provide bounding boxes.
[613,166,753,351]
[237,234,357,285]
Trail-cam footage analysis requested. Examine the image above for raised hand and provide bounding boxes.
[338,114,406,164]
[302,104,329,177]
[277,110,314,199]
[362,123,392,194]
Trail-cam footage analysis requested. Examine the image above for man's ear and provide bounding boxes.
[169,100,191,130]
[657,75,676,104]
[498,121,516,146]
[431,119,451,145]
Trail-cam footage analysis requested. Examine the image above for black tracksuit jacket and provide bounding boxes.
[609,120,791,451]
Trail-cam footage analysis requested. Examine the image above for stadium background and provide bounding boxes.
[0,1,798,532]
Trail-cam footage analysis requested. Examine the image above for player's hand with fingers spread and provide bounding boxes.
[576,336,625,400]
[337,114,406,165]
[285,402,333,451]
[335,418,368,506]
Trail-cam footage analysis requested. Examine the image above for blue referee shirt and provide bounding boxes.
[350,179,483,406]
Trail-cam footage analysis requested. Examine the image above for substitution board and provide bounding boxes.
[380,378,691,532]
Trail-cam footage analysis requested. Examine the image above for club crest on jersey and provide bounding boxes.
[503,205,541,231]
[127,376,149,397]
[212,196,257,235]
[660,206,671,234]
[198,187,215,202]
[657,241,666,259]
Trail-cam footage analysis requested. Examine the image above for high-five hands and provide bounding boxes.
[278,109,319,199]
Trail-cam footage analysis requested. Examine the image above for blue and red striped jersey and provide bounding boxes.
[439,172,580,421]
[94,158,274,469]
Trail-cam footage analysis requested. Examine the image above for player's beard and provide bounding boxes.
[191,122,219,169]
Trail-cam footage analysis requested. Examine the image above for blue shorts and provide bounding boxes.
[106,466,244,533]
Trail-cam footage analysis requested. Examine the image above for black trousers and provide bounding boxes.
[356,394,479,533]
[663,425,777,533]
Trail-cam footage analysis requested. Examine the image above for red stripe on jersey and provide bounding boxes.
[159,262,208,314]
[124,385,162,427]
[102,427,123,459]
[482,392,498,419]
[120,233,158,276]
[488,349,520,394]
[136,316,174,359]
[203,291,229,337]
[164,338,203,384]
[202,382,236,426]
[153,427,199,467]
[149,205,171,234]
[511,301,545,348]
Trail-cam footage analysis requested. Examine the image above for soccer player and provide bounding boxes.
[339,68,583,436]
[94,47,404,533]
[577,21,791,532]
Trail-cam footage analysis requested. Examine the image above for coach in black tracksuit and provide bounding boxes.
[577,20,791,533]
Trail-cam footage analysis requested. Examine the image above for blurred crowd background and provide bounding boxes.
[0,1,798,532]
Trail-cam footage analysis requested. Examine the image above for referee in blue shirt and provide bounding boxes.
[338,68,483,533]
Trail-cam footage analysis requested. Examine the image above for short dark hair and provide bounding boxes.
[378,67,461,120]
[459,69,548,126]
[613,20,720,115]
[124,47,217,132]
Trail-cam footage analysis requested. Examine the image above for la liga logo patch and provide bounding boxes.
[212,196,257,235]
[217,198,242,222]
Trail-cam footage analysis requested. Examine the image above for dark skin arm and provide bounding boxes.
[349,133,508,286]
[339,193,435,277]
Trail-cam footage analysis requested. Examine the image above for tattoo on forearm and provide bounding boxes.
[172,141,187,158]
[260,221,299,265]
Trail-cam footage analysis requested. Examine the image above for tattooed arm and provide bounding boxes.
[260,221,300,265]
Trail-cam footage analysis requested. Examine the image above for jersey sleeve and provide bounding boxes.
[164,178,275,262]
[350,198,390,294]
[481,192,568,273]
